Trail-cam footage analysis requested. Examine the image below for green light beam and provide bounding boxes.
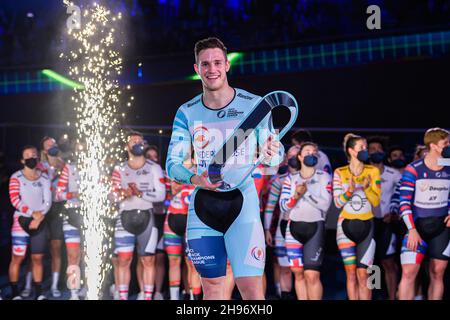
[41,69,85,90]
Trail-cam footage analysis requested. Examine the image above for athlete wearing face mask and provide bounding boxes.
[263,145,300,299]
[333,133,381,300]
[387,146,407,171]
[398,128,450,300]
[111,131,165,300]
[31,136,66,299]
[280,142,332,300]
[9,145,51,300]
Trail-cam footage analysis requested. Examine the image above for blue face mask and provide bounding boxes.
[357,149,369,162]
[131,143,144,157]
[370,152,385,164]
[303,155,318,167]
[442,145,450,159]
[47,146,59,157]
[287,157,299,169]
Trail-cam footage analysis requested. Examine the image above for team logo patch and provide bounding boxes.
[251,246,265,261]
[193,126,210,150]
[217,110,226,118]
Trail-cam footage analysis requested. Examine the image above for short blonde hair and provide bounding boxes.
[424,128,449,149]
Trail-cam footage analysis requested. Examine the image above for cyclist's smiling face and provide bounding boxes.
[194,48,230,91]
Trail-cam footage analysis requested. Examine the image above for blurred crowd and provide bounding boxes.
[0,0,449,66]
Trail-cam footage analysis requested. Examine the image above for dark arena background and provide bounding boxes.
[0,0,449,305]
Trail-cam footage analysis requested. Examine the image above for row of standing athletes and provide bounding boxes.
[261,128,450,300]
[4,128,450,300]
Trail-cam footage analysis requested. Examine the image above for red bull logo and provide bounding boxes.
[251,246,265,261]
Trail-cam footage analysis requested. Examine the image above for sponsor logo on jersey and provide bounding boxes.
[237,93,254,100]
[251,246,265,261]
[217,110,226,118]
[226,108,244,118]
[193,126,210,150]
[136,169,150,176]
[186,99,200,108]
[435,172,450,178]
[349,194,367,211]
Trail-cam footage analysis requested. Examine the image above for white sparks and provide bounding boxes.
[63,0,129,300]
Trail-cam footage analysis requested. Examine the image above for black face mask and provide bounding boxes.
[287,157,299,169]
[278,165,288,175]
[24,158,38,169]
[370,152,385,164]
[391,158,406,169]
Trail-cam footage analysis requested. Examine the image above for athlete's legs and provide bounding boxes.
[285,221,306,300]
[164,214,183,300]
[381,257,398,300]
[262,272,267,297]
[274,220,291,297]
[50,240,62,277]
[398,232,425,300]
[182,262,189,298]
[398,264,421,300]
[168,255,182,299]
[140,255,156,300]
[154,214,166,298]
[272,260,280,296]
[114,218,135,300]
[135,213,159,300]
[117,254,132,299]
[279,266,292,297]
[428,259,448,300]
[343,266,358,300]
[234,276,264,300]
[185,258,202,299]
[304,270,322,300]
[66,247,80,274]
[111,256,119,297]
[291,267,307,300]
[186,189,229,300]
[48,203,64,295]
[9,254,25,283]
[63,219,81,297]
[31,253,44,283]
[10,217,28,296]
[155,252,166,295]
[136,259,143,293]
[356,267,371,300]
[201,277,226,300]
[223,185,266,300]
[224,261,235,299]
